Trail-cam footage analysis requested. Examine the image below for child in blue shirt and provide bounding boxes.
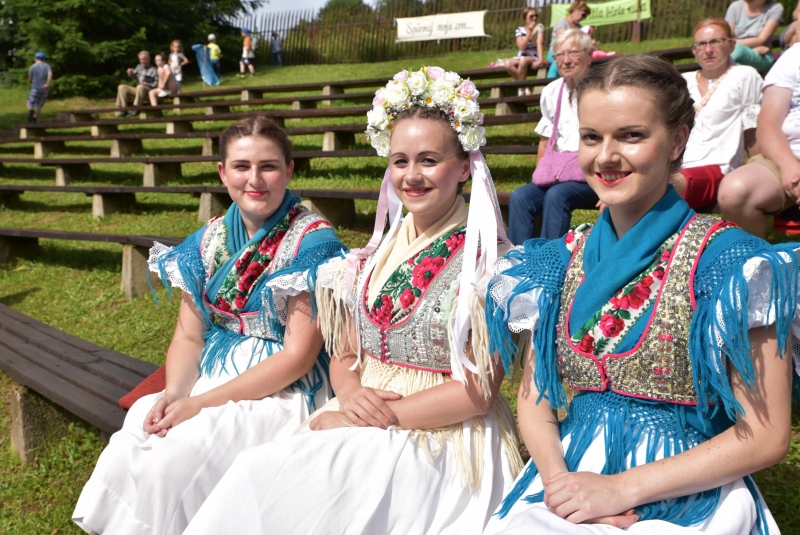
[27,52,52,123]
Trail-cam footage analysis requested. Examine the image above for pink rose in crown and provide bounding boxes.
[599,313,625,338]
[456,80,479,100]
[475,112,485,125]
[445,231,465,252]
[653,266,666,280]
[426,66,445,80]
[412,256,445,289]
[399,288,416,309]
[393,70,409,83]
[373,295,395,325]
[577,333,595,353]
[234,293,248,311]
[216,297,233,313]
[235,251,254,273]
[373,88,386,106]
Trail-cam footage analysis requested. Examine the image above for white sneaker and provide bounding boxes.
[517,88,524,96]
[157,90,170,98]
[524,88,532,96]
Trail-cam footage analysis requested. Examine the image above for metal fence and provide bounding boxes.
[235,0,792,66]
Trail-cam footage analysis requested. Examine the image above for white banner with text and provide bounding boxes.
[395,11,488,43]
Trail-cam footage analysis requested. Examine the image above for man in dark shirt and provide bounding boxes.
[115,51,158,116]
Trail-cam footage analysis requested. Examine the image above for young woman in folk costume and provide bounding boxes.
[73,116,344,535]
[183,67,524,535]
[484,55,799,535]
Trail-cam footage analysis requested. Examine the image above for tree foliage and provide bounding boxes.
[2,0,260,97]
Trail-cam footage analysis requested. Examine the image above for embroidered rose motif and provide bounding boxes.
[258,231,285,256]
[234,293,248,311]
[235,251,254,273]
[399,288,416,309]
[564,230,575,245]
[216,297,233,313]
[411,256,444,290]
[238,262,266,292]
[599,313,625,338]
[660,248,672,263]
[653,266,666,281]
[372,295,395,325]
[577,333,595,353]
[445,231,465,252]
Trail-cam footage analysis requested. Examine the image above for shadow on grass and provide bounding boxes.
[7,199,90,212]
[0,287,40,306]
[0,165,59,181]
[28,243,121,272]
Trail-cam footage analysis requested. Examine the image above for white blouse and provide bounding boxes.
[682,65,762,174]
[534,78,580,152]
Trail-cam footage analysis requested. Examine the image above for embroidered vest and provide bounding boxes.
[556,214,722,404]
[356,248,463,373]
[199,210,328,341]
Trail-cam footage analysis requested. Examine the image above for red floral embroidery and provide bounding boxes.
[234,293,248,311]
[599,314,625,338]
[445,231,465,252]
[399,288,416,309]
[238,262,267,292]
[258,231,285,256]
[216,297,233,313]
[565,230,575,245]
[653,266,666,281]
[235,251,254,273]
[577,333,595,353]
[373,295,395,325]
[411,256,445,290]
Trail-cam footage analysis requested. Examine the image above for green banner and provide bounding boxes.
[550,0,650,28]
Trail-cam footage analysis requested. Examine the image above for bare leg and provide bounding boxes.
[505,58,521,80]
[149,88,160,107]
[718,163,786,239]
[517,56,534,81]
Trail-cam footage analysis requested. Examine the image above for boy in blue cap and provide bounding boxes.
[27,52,52,123]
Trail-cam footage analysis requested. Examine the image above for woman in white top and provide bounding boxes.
[148,53,181,106]
[505,7,544,95]
[508,29,598,245]
[674,18,762,212]
[719,42,800,238]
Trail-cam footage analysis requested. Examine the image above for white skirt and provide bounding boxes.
[483,421,780,535]
[72,339,331,535]
[183,409,516,535]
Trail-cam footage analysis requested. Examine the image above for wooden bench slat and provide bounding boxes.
[0,344,126,435]
[0,308,151,389]
[0,331,129,405]
[0,227,183,248]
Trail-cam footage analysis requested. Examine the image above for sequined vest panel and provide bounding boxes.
[356,249,463,373]
[556,214,722,404]
[199,209,328,341]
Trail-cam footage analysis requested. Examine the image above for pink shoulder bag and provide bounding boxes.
[532,79,586,187]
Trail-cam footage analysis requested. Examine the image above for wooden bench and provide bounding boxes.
[0,137,540,186]
[0,227,181,299]
[0,303,158,458]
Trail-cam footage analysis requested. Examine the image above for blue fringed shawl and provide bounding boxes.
[487,192,799,530]
[150,192,344,409]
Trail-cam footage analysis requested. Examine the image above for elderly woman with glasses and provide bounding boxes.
[546,1,591,78]
[508,29,598,245]
[506,6,545,94]
[671,18,762,213]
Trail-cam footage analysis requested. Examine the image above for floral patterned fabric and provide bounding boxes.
[212,205,328,314]
[366,226,466,326]
[566,226,678,357]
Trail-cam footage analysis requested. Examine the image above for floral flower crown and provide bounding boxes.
[366,66,487,157]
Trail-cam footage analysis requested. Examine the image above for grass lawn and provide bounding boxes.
[2,36,800,534]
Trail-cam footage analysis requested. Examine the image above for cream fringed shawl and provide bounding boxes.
[313,198,523,489]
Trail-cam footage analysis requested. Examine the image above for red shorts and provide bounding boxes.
[681,165,724,210]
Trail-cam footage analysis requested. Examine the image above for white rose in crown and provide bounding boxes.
[367,106,390,130]
[406,71,429,96]
[370,131,392,157]
[458,125,486,152]
[426,79,456,107]
[443,71,461,86]
[453,97,479,122]
[383,81,410,108]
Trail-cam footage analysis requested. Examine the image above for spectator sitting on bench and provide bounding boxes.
[116,50,158,117]
[725,0,783,73]
[73,116,345,534]
[148,52,180,106]
[546,1,592,79]
[506,6,544,96]
[719,42,800,238]
[508,29,598,245]
[672,18,763,213]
